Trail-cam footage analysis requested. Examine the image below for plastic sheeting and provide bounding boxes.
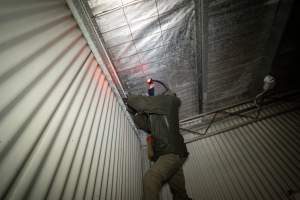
[88,0,199,119]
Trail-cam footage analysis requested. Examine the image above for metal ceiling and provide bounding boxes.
[87,0,292,120]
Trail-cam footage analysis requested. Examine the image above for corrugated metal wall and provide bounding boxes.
[162,100,300,200]
[0,1,142,200]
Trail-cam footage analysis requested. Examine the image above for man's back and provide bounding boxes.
[127,94,188,159]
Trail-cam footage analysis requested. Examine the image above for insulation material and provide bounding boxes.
[0,1,142,199]
[204,0,280,111]
[88,0,199,119]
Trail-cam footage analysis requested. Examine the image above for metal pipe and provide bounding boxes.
[185,105,300,144]
[180,90,300,139]
[180,89,300,124]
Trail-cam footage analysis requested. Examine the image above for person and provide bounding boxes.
[125,90,191,200]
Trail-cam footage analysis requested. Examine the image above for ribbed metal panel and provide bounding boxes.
[0,1,142,200]
[161,103,300,200]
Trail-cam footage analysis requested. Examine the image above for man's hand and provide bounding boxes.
[122,98,128,105]
[147,135,155,161]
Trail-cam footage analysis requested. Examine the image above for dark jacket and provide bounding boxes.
[127,94,188,160]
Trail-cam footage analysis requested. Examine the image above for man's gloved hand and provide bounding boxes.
[124,98,138,115]
[146,135,155,161]
[122,98,128,105]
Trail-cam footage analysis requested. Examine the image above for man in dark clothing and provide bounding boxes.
[126,91,191,200]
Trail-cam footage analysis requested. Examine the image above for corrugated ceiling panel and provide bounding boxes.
[0,1,142,200]
[161,102,300,200]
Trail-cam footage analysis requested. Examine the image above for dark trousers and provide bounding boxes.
[143,153,190,200]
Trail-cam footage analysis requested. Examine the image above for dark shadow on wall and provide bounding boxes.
[271,0,300,92]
